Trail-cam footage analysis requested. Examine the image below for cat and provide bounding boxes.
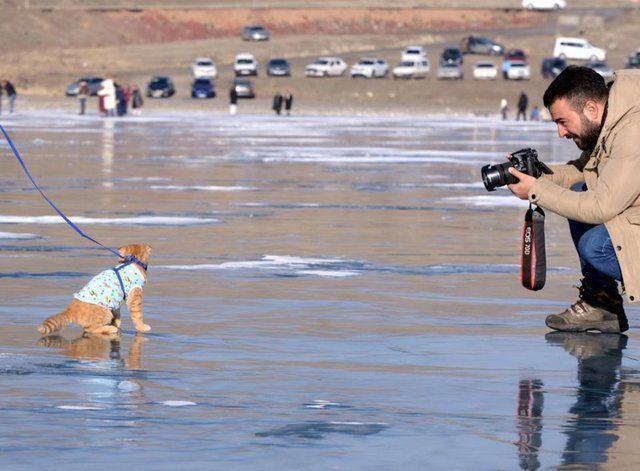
[38,244,152,336]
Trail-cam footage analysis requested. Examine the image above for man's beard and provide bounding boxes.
[566,114,602,151]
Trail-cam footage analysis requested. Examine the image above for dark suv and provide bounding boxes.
[541,57,567,79]
[440,47,463,65]
[146,76,175,98]
[459,36,505,55]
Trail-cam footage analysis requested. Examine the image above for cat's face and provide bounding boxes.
[118,244,152,266]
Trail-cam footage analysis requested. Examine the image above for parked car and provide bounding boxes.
[401,45,427,62]
[585,61,614,80]
[350,58,388,78]
[242,24,269,41]
[392,59,429,79]
[305,57,347,77]
[65,76,104,96]
[502,49,527,77]
[232,78,255,98]
[146,76,175,98]
[191,78,215,99]
[625,49,640,69]
[626,55,640,69]
[192,57,217,79]
[553,37,606,61]
[541,57,567,78]
[505,61,531,80]
[437,62,464,80]
[460,36,505,55]
[473,61,498,80]
[234,53,258,76]
[522,0,566,9]
[440,47,463,65]
[267,58,291,76]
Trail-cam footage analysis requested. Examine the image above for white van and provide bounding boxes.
[553,37,606,61]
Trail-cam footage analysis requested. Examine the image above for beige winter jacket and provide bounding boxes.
[530,69,640,302]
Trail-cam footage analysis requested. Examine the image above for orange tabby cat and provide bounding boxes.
[38,244,152,335]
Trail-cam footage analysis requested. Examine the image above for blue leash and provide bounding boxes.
[0,123,147,276]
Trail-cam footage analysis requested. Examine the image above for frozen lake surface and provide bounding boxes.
[2,111,640,469]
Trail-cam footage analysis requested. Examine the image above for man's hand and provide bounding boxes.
[507,167,536,200]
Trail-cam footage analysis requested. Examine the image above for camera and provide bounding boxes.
[481,148,553,192]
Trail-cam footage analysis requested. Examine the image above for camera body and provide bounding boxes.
[481,148,553,192]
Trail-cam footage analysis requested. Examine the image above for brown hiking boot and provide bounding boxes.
[545,280,628,333]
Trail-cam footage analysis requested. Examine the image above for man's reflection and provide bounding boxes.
[546,332,627,467]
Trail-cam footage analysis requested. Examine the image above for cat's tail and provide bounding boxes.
[38,308,74,335]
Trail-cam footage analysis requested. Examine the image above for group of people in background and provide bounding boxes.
[500,92,542,122]
[228,86,294,116]
[77,79,143,117]
[0,80,17,114]
[272,91,294,116]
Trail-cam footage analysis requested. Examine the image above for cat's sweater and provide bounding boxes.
[74,263,146,310]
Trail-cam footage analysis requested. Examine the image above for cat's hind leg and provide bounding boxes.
[82,308,118,335]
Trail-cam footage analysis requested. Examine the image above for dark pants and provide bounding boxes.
[517,109,527,121]
[568,184,622,287]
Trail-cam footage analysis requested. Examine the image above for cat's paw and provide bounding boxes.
[135,323,151,333]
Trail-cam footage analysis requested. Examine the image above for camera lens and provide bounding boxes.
[481,162,511,191]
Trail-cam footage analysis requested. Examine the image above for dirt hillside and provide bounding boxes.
[1,2,639,114]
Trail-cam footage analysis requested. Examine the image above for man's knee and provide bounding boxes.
[577,225,611,263]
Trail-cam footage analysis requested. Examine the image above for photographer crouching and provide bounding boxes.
[505,66,640,333]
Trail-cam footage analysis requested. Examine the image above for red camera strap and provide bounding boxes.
[521,205,546,291]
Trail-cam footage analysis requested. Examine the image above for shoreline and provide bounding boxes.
[0,102,557,121]
[2,96,557,121]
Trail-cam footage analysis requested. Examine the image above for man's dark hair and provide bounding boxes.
[543,65,609,109]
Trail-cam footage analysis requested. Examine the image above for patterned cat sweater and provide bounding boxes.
[73,263,146,310]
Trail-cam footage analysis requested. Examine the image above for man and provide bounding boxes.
[77,80,89,115]
[3,80,17,113]
[284,90,294,116]
[229,86,238,115]
[272,92,283,115]
[517,91,528,121]
[508,66,640,333]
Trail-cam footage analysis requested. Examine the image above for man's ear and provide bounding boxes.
[582,99,602,122]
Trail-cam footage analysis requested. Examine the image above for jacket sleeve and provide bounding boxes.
[529,122,640,224]
[544,162,585,188]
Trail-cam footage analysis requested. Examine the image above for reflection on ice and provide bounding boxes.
[256,421,389,439]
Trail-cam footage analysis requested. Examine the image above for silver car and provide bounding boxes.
[437,63,463,80]
[586,61,614,80]
[65,76,104,96]
[242,24,269,41]
[233,78,255,98]
[350,58,388,78]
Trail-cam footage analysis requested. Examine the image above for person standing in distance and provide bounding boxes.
[78,80,89,115]
[3,80,17,114]
[517,91,528,121]
[508,66,640,333]
[229,85,238,115]
[272,92,283,115]
[284,90,294,116]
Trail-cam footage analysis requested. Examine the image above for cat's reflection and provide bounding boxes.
[38,331,146,369]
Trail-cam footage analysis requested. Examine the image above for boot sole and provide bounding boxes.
[545,319,624,334]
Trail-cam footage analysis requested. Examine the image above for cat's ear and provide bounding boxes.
[117,245,130,260]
